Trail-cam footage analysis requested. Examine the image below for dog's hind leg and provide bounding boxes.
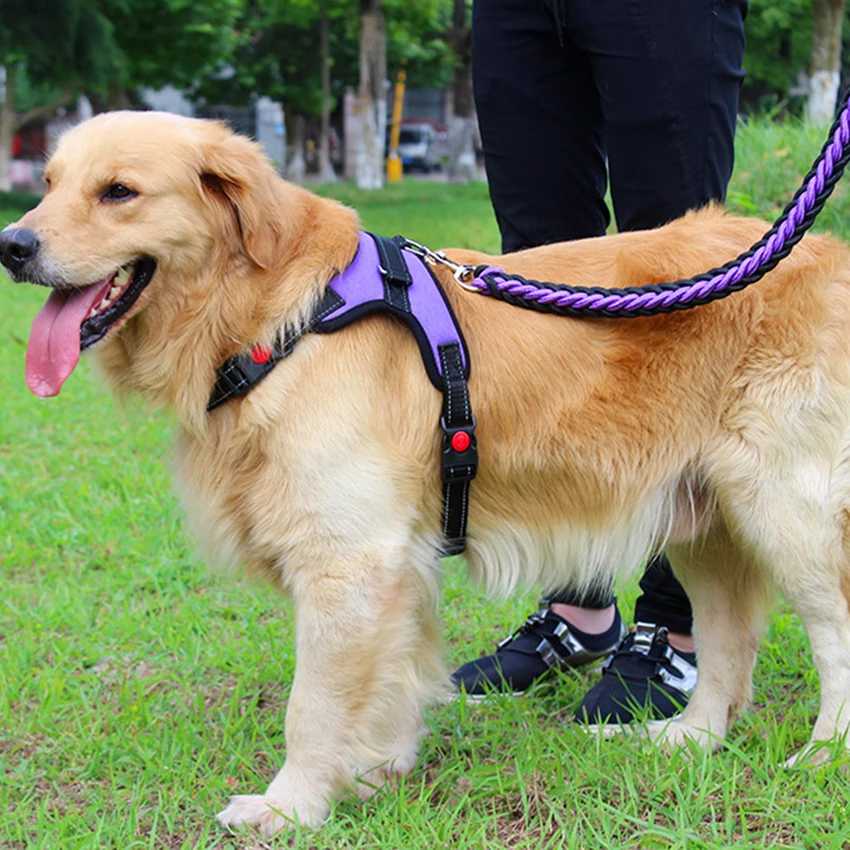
[769,534,850,766]
[217,545,444,836]
[646,526,769,751]
[710,440,850,765]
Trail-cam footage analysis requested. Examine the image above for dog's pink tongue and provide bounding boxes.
[26,281,110,397]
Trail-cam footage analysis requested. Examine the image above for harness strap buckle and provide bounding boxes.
[207,332,298,411]
[440,415,478,484]
[210,357,272,408]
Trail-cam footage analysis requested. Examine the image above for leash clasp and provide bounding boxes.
[451,260,479,292]
[397,236,479,292]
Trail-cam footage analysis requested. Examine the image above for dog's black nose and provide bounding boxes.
[0,228,41,276]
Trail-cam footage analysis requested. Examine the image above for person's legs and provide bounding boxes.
[569,0,746,723]
[472,0,608,250]
[455,0,747,710]
[572,0,747,230]
[453,0,627,699]
[634,555,693,643]
[547,586,617,634]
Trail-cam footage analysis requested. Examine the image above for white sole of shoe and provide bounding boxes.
[580,714,683,736]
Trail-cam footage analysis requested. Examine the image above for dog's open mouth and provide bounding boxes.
[26,257,156,398]
[79,257,156,351]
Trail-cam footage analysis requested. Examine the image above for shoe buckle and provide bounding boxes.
[552,621,583,656]
[632,621,657,655]
[535,621,588,670]
[535,636,559,669]
[658,651,698,694]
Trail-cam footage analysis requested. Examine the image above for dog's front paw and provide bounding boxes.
[646,718,721,753]
[217,793,327,836]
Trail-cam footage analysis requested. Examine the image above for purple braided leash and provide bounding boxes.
[466,91,850,318]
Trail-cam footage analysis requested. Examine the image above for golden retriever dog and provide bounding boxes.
[3,111,850,836]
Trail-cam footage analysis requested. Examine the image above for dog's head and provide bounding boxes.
[0,111,287,399]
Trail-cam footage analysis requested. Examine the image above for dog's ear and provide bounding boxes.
[199,131,283,269]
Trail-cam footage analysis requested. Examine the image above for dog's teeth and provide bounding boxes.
[109,285,120,299]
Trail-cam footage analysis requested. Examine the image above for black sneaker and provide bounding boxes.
[452,607,626,699]
[574,622,697,725]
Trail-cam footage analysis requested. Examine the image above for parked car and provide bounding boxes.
[396,122,441,172]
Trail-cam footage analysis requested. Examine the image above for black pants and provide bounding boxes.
[472,0,747,635]
[547,557,694,635]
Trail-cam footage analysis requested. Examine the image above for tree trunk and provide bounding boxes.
[318,7,337,184]
[106,84,131,111]
[0,65,16,192]
[446,0,476,183]
[356,0,386,190]
[288,113,307,183]
[808,0,845,123]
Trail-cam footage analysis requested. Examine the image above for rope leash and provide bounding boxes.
[405,89,850,319]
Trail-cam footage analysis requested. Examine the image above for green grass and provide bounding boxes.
[3,115,850,848]
[0,190,40,219]
[727,116,850,239]
[313,180,503,253]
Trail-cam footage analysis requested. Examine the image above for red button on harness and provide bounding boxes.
[451,431,471,453]
[251,345,273,364]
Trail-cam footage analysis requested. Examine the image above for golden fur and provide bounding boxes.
[10,112,850,835]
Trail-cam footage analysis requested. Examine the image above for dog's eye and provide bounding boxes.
[102,184,138,202]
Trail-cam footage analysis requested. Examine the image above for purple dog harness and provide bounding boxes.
[208,232,478,556]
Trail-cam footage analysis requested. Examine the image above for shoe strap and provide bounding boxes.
[497,609,585,669]
[658,647,698,694]
[631,621,664,655]
[535,621,586,670]
[605,621,698,694]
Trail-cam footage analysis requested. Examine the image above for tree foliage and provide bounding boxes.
[105,0,243,92]
[0,0,243,105]
[192,0,360,115]
[192,0,454,118]
[384,0,453,89]
[0,0,122,94]
[744,0,850,108]
[744,0,815,99]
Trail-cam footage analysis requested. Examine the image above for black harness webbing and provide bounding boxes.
[438,341,477,554]
[207,233,478,556]
[374,232,413,311]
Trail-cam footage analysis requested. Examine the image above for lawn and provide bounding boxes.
[2,116,850,849]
